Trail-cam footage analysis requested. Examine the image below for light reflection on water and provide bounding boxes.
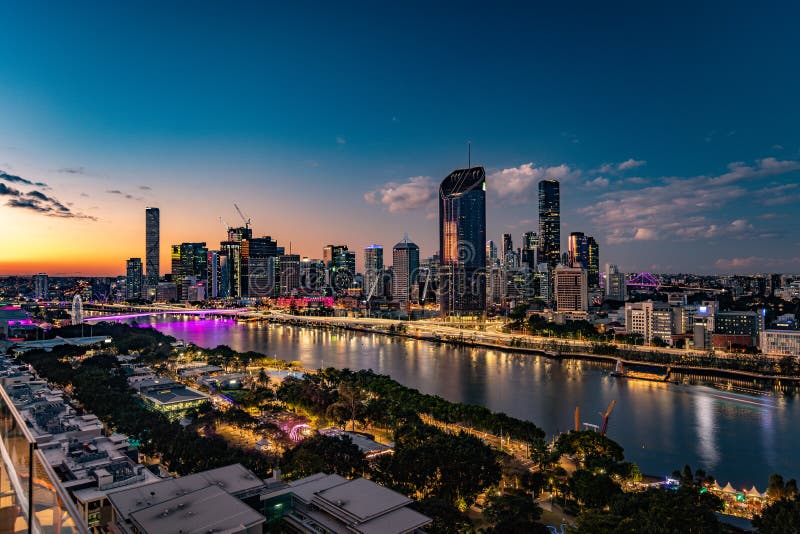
[140,316,798,487]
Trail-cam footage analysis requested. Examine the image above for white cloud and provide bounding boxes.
[617,158,646,171]
[579,157,800,244]
[584,176,609,189]
[489,162,580,203]
[336,136,346,145]
[364,176,436,213]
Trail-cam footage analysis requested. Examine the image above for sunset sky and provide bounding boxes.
[1,1,799,276]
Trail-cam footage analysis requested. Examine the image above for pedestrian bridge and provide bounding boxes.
[84,308,250,322]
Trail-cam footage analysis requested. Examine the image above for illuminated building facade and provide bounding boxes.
[363,244,384,299]
[439,166,486,317]
[145,207,160,290]
[538,180,560,268]
[125,258,143,300]
[392,238,419,303]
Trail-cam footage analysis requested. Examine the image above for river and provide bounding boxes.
[140,316,798,489]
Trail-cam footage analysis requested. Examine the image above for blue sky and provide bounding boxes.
[1,1,798,275]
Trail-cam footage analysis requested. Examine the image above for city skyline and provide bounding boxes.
[1,2,799,276]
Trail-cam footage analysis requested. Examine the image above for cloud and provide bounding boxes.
[57,167,85,174]
[584,176,609,189]
[107,189,141,201]
[579,157,800,244]
[139,185,152,190]
[773,144,784,150]
[633,228,657,241]
[592,159,646,175]
[489,162,581,203]
[80,193,89,197]
[0,170,95,220]
[0,170,46,187]
[364,176,436,213]
[617,158,646,171]
[336,136,347,145]
[0,183,21,196]
[715,256,800,273]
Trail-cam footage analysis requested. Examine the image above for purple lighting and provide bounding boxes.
[626,272,661,290]
[85,308,248,323]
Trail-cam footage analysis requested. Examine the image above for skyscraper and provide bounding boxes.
[363,244,384,300]
[125,258,143,300]
[587,236,599,288]
[522,231,538,268]
[171,242,209,300]
[278,254,301,296]
[568,232,588,269]
[145,207,160,290]
[502,233,513,266]
[538,180,560,268]
[392,238,419,303]
[33,273,48,300]
[605,263,626,301]
[439,166,486,317]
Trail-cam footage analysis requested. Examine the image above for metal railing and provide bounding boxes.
[0,385,89,533]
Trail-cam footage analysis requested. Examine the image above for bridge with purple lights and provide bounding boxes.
[84,308,250,323]
[626,272,661,290]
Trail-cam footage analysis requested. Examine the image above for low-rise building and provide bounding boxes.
[261,473,431,533]
[107,463,267,534]
[130,377,210,419]
[761,329,800,357]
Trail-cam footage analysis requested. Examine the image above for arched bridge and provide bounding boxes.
[84,308,250,323]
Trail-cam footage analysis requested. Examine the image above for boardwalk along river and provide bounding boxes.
[140,316,799,488]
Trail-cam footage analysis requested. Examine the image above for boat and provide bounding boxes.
[611,359,675,383]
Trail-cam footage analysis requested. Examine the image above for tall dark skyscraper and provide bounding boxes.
[522,231,538,268]
[502,233,513,265]
[145,207,160,290]
[538,180,560,268]
[363,244,384,299]
[439,166,486,317]
[587,236,599,288]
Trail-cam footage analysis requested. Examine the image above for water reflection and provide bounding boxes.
[142,317,798,487]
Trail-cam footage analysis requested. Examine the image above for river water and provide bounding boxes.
[141,316,798,489]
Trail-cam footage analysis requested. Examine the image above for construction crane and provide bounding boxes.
[234,203,251,229]
[600,400,616,436]
[218,216,230,231]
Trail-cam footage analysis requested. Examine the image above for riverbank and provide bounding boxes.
[262,314,800,394]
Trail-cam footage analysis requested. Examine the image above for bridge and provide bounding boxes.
[84,308,249,323]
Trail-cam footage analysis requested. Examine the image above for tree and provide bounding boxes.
[326,382,366,432]
[753,497,800,533]
[568,469,622,509]
[556,430,625,471]
[572,486,723,534]
[280,435,365,480]
[483,492,546,533]
[411,498,473,534]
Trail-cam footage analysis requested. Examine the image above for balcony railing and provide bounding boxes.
[0,385,89,533]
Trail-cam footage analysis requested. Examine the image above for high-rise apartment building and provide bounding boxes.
[33,273,48,300]
[145,207,160,290]
[125,258,143,300]
[439,167,486,317]
[392,238,419,303]
[363,245,384,299]
[538,180,560,268]
[553,265,587,312]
